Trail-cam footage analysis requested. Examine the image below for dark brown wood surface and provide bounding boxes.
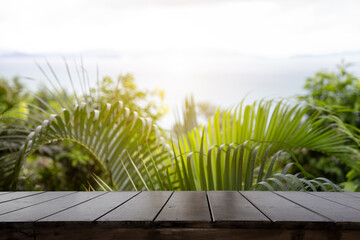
[0,192,104,222]
[344,192,360,198]
[207,191,269,222]
[276,191,360,222]
[1,191,360,240]
[0,191,43,203]
[41,191,138,222]
[155,191,211,223]
[309,192,360,211]
[241,191,330,222]
[0,191,73,216]
[97,191,171,222]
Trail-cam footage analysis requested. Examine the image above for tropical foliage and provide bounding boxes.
[1,62,359,192]
[0,76,25,115]
[298,62,360,191]
[0,63,169,190]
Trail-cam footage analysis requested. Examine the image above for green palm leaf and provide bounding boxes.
[1,64,353,192]
[1,100,172,190]
[170,100,353,190]
[254,173,344,192]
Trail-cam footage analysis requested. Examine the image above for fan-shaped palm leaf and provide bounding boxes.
[1,100,172,190]
[0,62,353,192]
[167,100,353,191]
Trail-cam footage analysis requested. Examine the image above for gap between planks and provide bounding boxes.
[272,191,334,222]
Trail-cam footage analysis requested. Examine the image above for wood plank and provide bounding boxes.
[97,191,172,222]
[0,192,10,196]
[0,193,71,240]
[0,222,34,240]
[155,191,211,223]
[241,191,330,222]
[207,191,269,222]
[276,191,360,222]
[0,192,106,222]
[41,191,139,222]
[0,191,74,216]
[309,192,360,211]
[3,191,360,240]
[35,225,339,240]
[343,192,360,198]
[0,191,44,203]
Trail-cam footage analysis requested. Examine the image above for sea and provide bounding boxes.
[1,52,360,129]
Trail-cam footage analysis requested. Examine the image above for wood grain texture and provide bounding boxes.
[0,191,74,216]
[241,191,330,222]
[207,191,269,222]
[41,191,139,222]
[1,191,360,240]
[155,191,211,223]
[0,222,34,240]
[343,192,360,198]
[34,224,348,240]
[0,191,43,204]
[97,191,171,222]
[33,192,107,221]
[276,191,360,222]
[309,192,360,211]
[0,192,105,222]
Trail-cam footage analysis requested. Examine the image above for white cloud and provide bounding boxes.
[1,0,360,57]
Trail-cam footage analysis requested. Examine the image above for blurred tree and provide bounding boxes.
[93,74,168,123]
[1,72,168,190]
[0,76,26,115]
[0,76,29,156]
[298,62,360,190]
[302,62,360,127]
[172,95,218,136]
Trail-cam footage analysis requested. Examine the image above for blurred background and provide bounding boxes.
[2,0,360,192]
[1,0,360,129]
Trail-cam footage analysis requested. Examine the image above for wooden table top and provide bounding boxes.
[1,191,360,240]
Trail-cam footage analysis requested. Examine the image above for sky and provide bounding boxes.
[1,0,360,57]
[2,0,360,129]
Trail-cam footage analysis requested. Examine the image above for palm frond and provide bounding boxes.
[1,63,353,192]
[166,100,353,191]
[254,173,344,192]
[1,100,172,190]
